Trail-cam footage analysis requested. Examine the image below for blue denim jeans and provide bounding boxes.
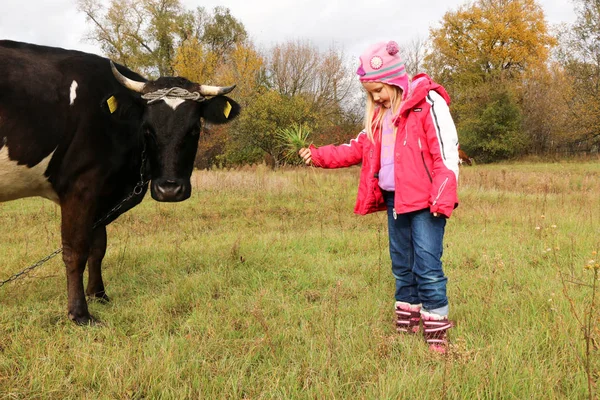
[383,190,449,314]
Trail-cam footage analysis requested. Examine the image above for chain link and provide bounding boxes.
[0,248,63,288]
[0,147,149,288]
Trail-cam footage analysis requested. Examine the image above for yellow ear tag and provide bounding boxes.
[107,96,118,114]
[223,101,232,118]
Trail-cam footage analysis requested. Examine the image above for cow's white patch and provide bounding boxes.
[163,97,185,110]
[0,145,59,204]
[69,80,78,105]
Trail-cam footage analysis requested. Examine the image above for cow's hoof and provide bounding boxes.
[68,312,98,326]
[88,292,111,304]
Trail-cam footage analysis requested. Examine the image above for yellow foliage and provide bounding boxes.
[426,0,557,81]
[172,39,264,105]
[216,43,265,106]
[172,37,219,84]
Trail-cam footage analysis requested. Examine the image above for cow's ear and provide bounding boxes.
[201,96,241,124]
[100,93,143,122]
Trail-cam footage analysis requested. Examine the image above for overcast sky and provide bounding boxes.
[0,0,578,63]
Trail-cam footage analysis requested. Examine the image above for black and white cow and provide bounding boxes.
[0,40,240,324]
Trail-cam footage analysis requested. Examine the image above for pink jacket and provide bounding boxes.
[309,73,459,217]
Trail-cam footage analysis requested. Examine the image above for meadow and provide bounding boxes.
[0,162,598,399]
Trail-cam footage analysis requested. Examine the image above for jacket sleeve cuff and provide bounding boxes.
[308,144,322,167]
[429,204,452,218]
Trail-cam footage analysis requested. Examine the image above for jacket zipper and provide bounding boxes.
[418,137,432,183]
[432,177,449,206]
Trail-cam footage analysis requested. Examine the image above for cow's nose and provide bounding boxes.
[154,180,184,200]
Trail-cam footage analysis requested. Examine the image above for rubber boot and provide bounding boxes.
[395,301,422,334]
[421,310,454,354]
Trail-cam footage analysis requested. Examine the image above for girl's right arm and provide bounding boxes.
[299,131,366,168]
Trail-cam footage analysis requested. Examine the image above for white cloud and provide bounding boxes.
[0,0,578,62]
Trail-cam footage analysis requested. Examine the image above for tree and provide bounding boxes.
[197,6,247,59]
[521,64,571,154]
[231,90,318,168]
[171,6,252,85]
[426,0,555,84]
[171,36,218,83]
[401,36,427,77]
[214,39,361,168]
[267,40,355,125]
[555,0,600,152]
[174,40,266,168]
[269,40,319,97]
[425,0,556,161]
[213,42,265,105]
[459,83,526,161]
[78,0,193,77]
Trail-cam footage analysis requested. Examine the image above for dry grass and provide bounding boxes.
[0,162,598,399]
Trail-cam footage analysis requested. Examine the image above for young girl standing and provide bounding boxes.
[299,41,459,353]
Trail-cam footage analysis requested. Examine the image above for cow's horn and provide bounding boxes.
[198,84,236,96]
[110,61,146,93]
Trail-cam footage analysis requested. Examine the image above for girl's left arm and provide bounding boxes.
[423,90,460,218]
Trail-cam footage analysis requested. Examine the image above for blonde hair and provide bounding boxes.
[363,83,403,143]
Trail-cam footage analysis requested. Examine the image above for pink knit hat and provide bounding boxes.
[356,41,409,99]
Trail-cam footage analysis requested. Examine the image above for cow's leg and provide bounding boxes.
[61,193,97,325]
[86,226,110,303]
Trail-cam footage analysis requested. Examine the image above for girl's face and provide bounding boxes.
[362,81,395,109]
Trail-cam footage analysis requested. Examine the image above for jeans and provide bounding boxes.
[383,190,449,314]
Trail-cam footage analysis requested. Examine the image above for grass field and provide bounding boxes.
[0,162,598,399]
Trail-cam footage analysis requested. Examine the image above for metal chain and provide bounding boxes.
[92,147,148,230]
[0,147,149,288]
[0,248,63,288]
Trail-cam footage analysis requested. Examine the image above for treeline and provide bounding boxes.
[78,0,600,166]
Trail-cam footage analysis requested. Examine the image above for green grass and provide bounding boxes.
[0,163,598,399]
[276,124,312,165]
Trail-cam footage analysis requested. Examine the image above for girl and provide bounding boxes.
[299,41,459,353]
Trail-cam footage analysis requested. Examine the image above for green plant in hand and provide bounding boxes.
[276,123,312,165]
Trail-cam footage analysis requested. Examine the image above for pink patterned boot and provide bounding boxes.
[421,310,454,354]
[395,302,422,334]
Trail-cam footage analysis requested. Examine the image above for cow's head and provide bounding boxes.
[109,62,240,202]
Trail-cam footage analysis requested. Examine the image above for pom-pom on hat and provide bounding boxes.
[356,41,409,98]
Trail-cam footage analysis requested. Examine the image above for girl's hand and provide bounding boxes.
[299,148,312,165]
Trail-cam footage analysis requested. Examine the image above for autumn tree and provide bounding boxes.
[197,6,247,59]
[555,0,600,153]
[230,90,318,168]
[177,40,266,168]
[78,0,193,77]
[171,36,217,83]
[521,64,571,154]
[425,0,556,161]
[426,0,554,83]
[170,7,254,168]
[215,43,265,107]
[267,40,355,125]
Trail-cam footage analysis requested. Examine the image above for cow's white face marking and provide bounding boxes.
[69,80,78,105]
[0,145,59,204]
[163,97,185,110]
